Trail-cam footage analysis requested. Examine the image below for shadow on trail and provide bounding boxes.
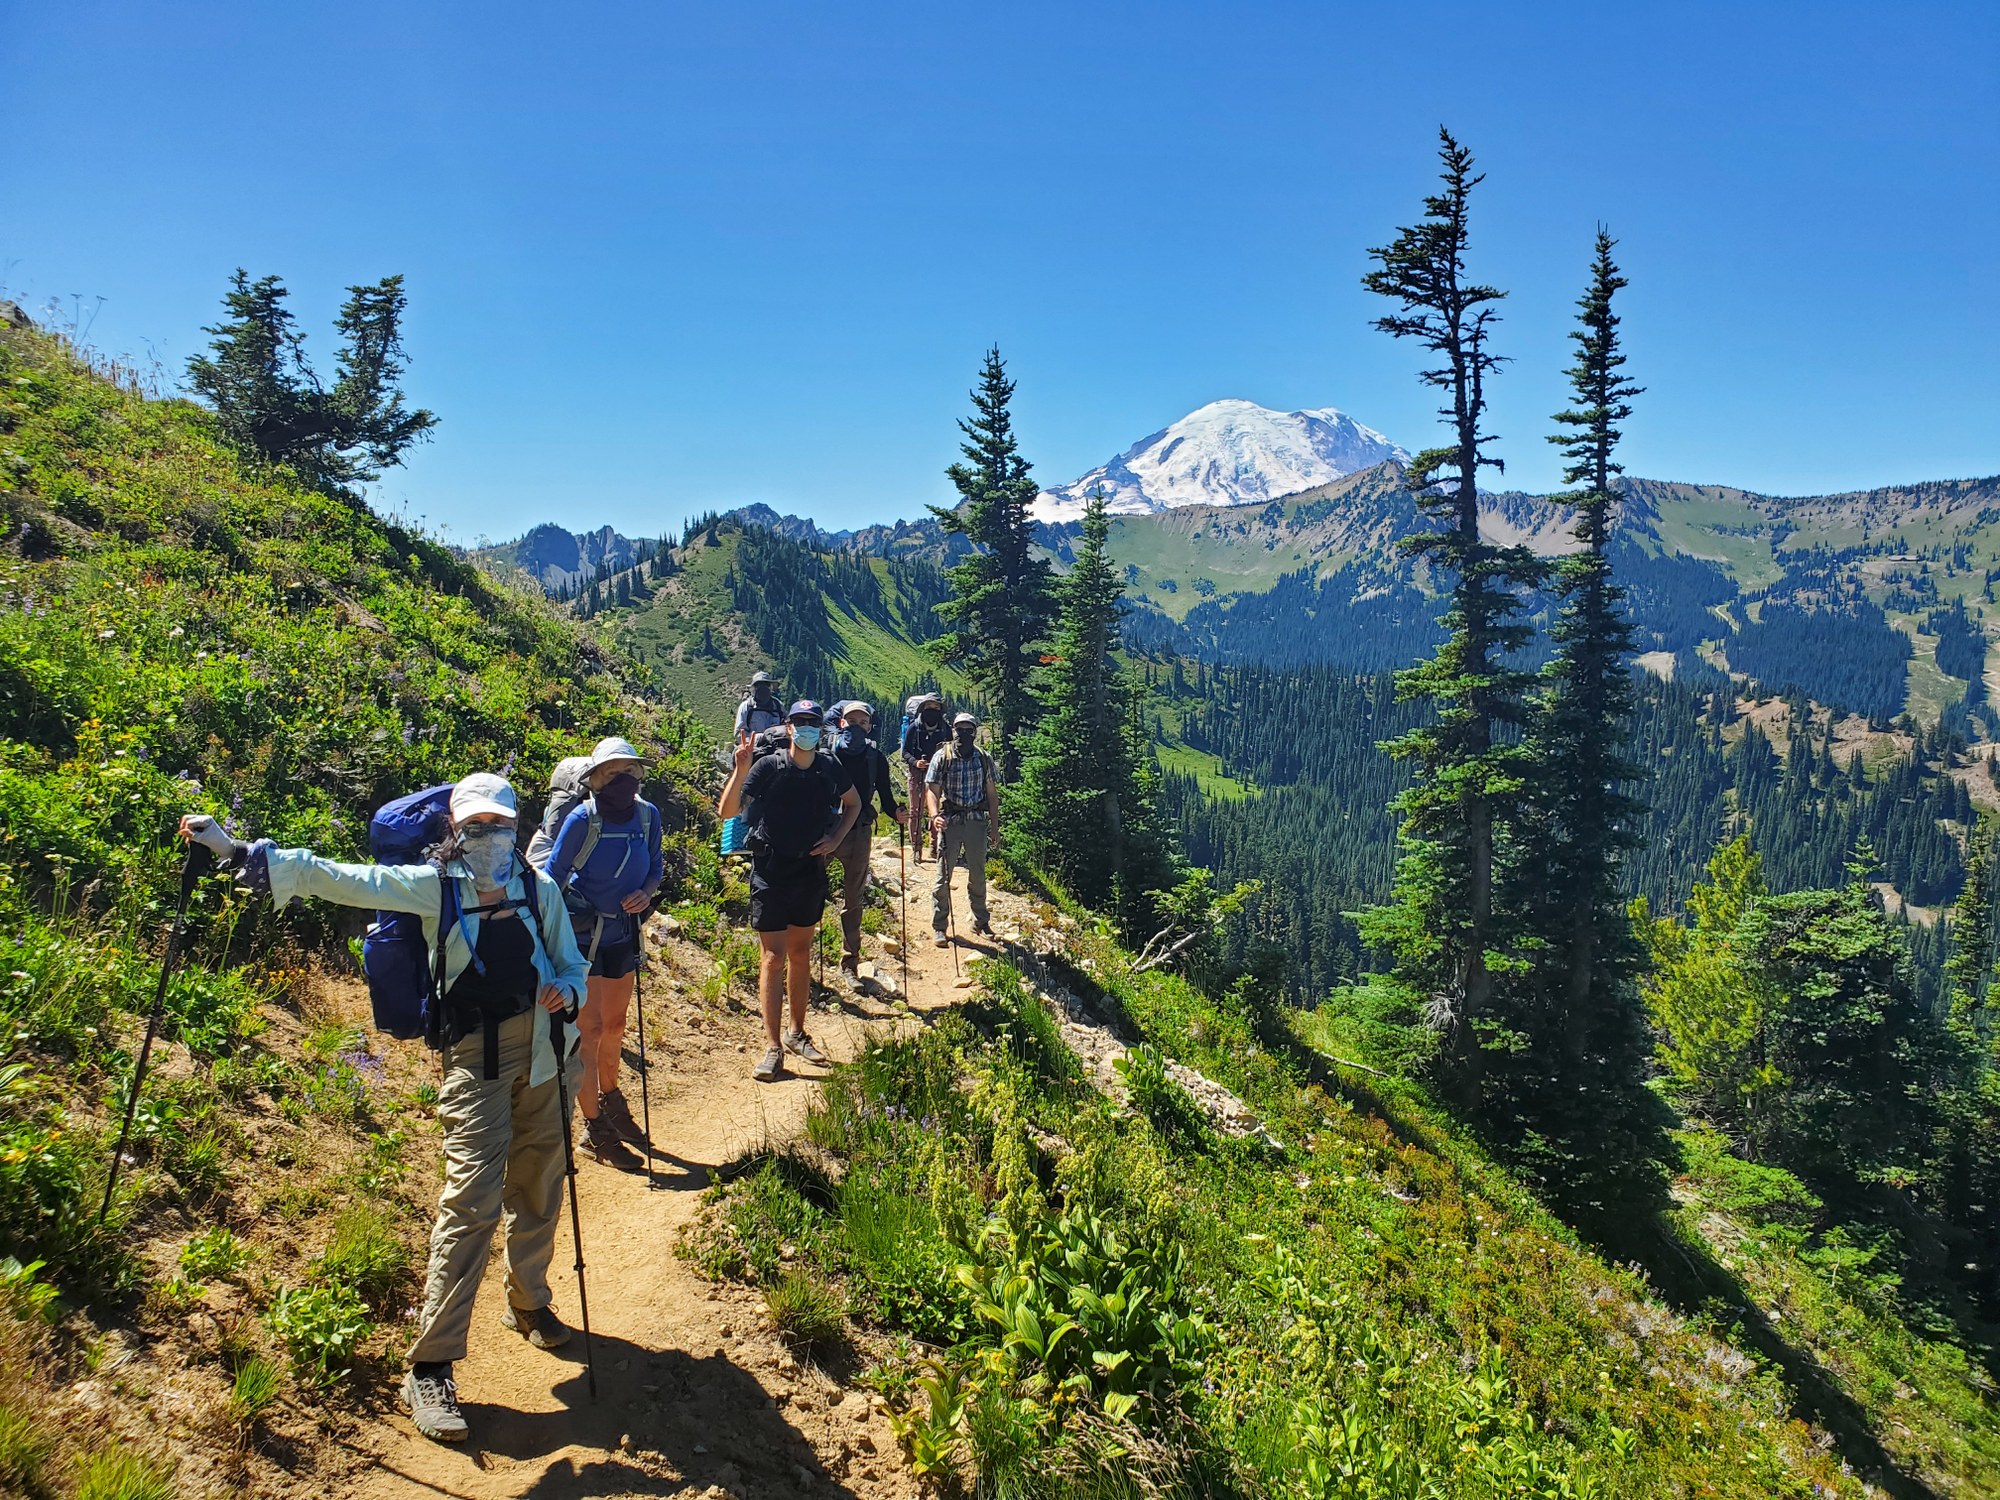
[347,1331,860,1500]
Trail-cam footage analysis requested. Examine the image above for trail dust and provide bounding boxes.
[343,831,1037,1500]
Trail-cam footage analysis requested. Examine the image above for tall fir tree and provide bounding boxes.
[1012,494,1175,923]
[1497,230,1663,1201]
[1356,129,1545,1101]
[1529,236,1651,1040]
[930,347,1053,778]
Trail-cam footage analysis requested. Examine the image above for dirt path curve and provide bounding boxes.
[346,832,1038,1500]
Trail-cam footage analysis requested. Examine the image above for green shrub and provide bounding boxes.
[71,1448,174,1500]
[0,1400,52,1496]
[226,1357,283,1429]
[265,1281,372,1387]
[0,1113,135,1297]
[764,1270,845,1354]
[312,1203,413,1309]
[178,1226,249,1283]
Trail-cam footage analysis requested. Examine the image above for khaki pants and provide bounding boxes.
[833,818,874,963]
[407,1007,579,1366]
[932,815,989,934]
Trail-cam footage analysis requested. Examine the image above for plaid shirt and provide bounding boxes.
[925,744,992,812]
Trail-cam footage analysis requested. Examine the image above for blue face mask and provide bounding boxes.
[792,724,822,752]
[459,825,515,886]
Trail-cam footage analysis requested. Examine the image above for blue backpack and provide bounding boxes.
[360,785,460,1043]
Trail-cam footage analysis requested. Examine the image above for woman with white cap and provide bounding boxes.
[176,773,588,1445]
[541,736,663,1166]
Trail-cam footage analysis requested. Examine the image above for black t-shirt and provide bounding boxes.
[444,909,536,1022]
[742,751,852,858]
[831,737,898,819]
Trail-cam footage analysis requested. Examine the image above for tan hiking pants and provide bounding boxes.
[833,819,874,963]
[407,1007,580,1366]
[932,815,990,934]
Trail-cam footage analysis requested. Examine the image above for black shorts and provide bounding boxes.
[590,933,640,980]
[749,854,828,933]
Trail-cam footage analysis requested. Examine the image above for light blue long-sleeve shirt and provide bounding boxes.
[247,842,589,1087]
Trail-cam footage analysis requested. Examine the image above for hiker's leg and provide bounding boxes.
[758,932,786,1047]
[498,1012,575,1312]
[408,1026,514,1366]
[965,818,991,929]
[932,822,955,932]
[784,924,814,1035]
[576,984,606,1120]
[588,972,634,1100]
[837,821,870,962]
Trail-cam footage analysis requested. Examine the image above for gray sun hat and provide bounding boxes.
[585,735,644,777]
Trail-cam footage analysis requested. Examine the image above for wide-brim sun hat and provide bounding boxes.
[585,735,644,777]
[450,772,518,823]
[751,670,779,685]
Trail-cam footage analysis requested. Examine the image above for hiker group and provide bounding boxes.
[170,671,993,1446]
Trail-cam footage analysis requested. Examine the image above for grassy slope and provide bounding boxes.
[684,893,1970,1497]
[603,539,968,737]
[0,324,713,1495]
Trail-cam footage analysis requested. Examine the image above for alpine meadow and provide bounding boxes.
[3,23,2000,1500]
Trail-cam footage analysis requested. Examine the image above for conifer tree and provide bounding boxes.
[1013,494,1173,920]
[930,347,1053,778]
[187,270,436,493]
[1527,230,1648,1056]
[1356,130,1545,1099]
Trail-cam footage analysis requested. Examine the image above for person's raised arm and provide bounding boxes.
[717,730,755,819]
[177,813,438,913]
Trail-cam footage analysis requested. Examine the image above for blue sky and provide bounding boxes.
[4,1,1995,541]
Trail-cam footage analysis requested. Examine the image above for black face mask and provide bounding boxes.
[753,686,776,707]
[953,727,976,749]
[596,771,640,819]
[921,709,942,727]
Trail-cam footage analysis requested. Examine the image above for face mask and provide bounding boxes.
[792,724,822,751]
[840,724,870,751]
[459,826,514,886]
[954,727,976,749]
[754,686,775,706]
[920,709,942,727]
[595,771,640,819]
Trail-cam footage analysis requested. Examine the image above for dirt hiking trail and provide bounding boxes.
[345,833,1040,1500]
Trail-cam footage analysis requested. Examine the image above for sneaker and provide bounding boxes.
[403,1363,468,1443]
[753,1045,785,1082]
[971,922,994,939]
[599,1088,645,1143]
[934,933,950,949]
[583,1113,640,1168]
[784,1030,829,1066]
[502,1303,572,1349]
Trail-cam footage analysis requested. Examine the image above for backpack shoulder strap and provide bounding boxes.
[427,871,458,1050]
[573,799,604,869]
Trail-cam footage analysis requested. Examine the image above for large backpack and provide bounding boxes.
[359,785,460,1042]
[525,757,593,868]
[359,783,548,1050]
[898,695,930,756]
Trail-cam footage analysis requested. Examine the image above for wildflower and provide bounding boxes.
[168,625,185,638]
[98,628,116,639]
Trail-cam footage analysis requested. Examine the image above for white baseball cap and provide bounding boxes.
[450,772,518,823]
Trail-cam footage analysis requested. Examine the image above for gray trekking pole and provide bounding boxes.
[101,841,215,1224]
[634,942,656,1192]
[898,819,909,1000]
[945,831,961,981]
[549,1012,598,1398]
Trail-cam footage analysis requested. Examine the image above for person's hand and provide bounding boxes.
[931,815,945,834]
[537,984,572,1014]
[809,835,839,858]
[620,890,651,915]
[732,730,754,774]
[894,808,908,827]
[178,814,235,858]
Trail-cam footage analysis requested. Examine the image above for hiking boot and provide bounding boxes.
[599,1087,645,1143]
[971,922,994,939]
[583,1113,640,1168]
[502,1303,572,1349]
[934,932,950,949]
[840,954,860,979]
[753,1045,785,1082]
[403,1362,468,1443]
[784,1030,828,1066]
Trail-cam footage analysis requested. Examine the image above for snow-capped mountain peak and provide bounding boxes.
[1032,398,1408,520]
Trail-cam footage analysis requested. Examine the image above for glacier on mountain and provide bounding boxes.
[1032,398,1409,520]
